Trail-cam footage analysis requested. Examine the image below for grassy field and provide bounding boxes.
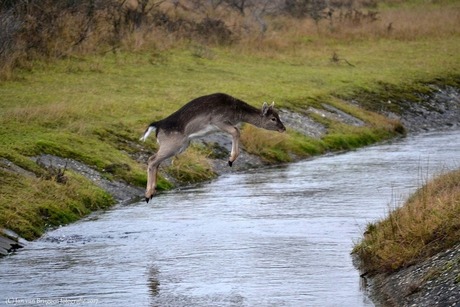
[1,0,459,240]
[353,168,460,274]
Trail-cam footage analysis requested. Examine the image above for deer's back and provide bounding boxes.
[156,93,257,134]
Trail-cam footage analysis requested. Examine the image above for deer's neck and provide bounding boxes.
[240,107,262,127]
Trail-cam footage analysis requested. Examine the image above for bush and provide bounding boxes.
[195,17,234,45]
[0,8,23,78]
[0,0,241,78]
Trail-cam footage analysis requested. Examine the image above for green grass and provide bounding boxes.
[0,169,114,240]
[1,2,459,239]
[165,144,217,184]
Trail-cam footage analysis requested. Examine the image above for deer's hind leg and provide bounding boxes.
[145,133,189,202]
[145,153,162,202]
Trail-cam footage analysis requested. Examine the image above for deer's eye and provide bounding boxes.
[271,117,277,122]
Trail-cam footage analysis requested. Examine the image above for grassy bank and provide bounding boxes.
[353,169,460,274]
[1,0,459,240]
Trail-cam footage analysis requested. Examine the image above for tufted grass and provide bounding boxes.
[353,169,460,274]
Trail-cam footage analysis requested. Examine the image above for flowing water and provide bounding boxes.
[1,130,459,307]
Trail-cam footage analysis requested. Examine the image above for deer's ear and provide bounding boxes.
[262,102,269,115]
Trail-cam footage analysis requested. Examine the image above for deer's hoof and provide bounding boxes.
[145,191,155,203]
[145,195,154,203]
[228,160,233,167]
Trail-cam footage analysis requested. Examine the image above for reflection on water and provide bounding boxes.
[1,130,459,306]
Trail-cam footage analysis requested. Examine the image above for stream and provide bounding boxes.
[1,130,459,306]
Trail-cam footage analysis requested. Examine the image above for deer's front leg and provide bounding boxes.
[225,126,240,167]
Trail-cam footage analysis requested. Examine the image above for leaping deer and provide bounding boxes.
[140,93,286,202]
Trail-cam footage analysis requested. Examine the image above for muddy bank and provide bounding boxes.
[361,243,460,307]
[353,85,460,133]
[398,86,460,133]
[0,229,26,256]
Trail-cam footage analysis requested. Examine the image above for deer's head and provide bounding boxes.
[260,102,286,132]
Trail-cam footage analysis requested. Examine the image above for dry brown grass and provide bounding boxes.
[236,2,460,56]
[354,168,460,274]
[379,5,460,40]
[2,0,459,79]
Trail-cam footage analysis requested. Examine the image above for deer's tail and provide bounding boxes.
[140,123,157,142]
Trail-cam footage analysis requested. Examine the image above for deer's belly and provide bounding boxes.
[188,124,220,139]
